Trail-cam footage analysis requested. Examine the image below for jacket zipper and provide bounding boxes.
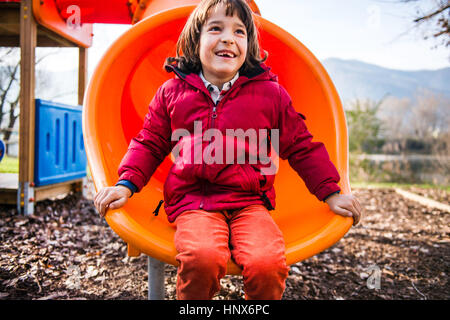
[199,103,217,209]
[199,88,236,209]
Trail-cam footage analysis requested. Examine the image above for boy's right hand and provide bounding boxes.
[94,185,131,217]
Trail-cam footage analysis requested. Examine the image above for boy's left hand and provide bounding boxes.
[325,193,362,226]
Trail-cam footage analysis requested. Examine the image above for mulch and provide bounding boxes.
[0,187,448,300]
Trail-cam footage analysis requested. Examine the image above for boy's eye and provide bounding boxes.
[208,26,245,34]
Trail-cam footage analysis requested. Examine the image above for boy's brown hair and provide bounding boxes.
[164,0,267,76]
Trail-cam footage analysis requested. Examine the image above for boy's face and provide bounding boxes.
[199,3,248,87]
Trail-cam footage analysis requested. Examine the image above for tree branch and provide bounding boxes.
[414,4,450,23]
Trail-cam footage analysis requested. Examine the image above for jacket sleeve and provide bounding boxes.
[117,85,172,192]
[276,84,341,201]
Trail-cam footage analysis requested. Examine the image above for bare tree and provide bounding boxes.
[410,88,449,140]
[0,48,20,154]
[379,96,412,139]
[379,89,450,156]
[2,94,19,153]
[400,0,450,48]
[0,47,66,155]
[412,89,450,181]
[380,90,449,139]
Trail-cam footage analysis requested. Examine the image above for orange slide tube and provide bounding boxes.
[31,0,260,47]
[83,4,353,275]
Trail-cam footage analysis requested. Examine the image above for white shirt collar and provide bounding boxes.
[199,71,240,94]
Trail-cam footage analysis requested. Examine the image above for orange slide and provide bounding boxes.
[79,1,353,274]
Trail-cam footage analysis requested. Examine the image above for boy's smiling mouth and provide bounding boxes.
[215,50,237,58]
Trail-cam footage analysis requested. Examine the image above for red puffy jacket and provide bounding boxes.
[117,63,341,222]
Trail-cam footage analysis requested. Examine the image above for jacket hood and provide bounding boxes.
[164,62,278,92]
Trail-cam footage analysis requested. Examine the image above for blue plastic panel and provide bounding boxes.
[0,139,4,162]
[34,99,87,186]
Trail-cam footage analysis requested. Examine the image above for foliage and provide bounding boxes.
[345,98,384,154]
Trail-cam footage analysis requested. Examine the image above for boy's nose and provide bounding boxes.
[221,37,235,44]
[220,30,235,44]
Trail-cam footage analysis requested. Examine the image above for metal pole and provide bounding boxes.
[147,256,165,300]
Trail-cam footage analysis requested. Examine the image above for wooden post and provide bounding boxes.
[78,46,87,106]
[18,0,37,215]
[78,46,88,196]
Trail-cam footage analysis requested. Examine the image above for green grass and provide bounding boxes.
[0,155,19,173]
[350,181,450,192]
[0,156,91,176]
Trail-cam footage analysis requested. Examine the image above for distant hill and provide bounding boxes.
[321,58,450,104]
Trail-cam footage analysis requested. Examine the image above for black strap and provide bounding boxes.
[261,191,274,211]
[152,200,164,216]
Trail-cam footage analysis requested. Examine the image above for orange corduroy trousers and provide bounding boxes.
[173,204,289,300]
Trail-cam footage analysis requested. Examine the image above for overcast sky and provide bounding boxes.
[39,0,449,73]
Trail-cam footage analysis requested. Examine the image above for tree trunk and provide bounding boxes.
[4,95,19,156]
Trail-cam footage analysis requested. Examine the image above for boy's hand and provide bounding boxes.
[94,185,131,217]
[325,193,362,226]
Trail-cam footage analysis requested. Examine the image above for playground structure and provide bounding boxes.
[0,139,4,162]
[1,0,353,299]
[0,0,91,213]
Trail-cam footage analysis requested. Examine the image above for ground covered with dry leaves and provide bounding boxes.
[0,187,448,300]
